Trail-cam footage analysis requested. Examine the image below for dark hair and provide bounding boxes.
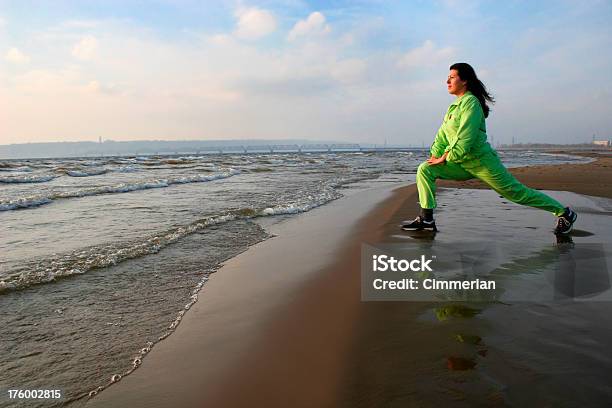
[450,62,495,118]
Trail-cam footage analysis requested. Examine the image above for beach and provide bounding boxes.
[4,2,612,406]
[82,152,612,408]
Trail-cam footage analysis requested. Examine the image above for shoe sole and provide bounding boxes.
[401,226,437,232]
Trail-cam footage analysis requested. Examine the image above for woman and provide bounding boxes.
[401,62,577,234]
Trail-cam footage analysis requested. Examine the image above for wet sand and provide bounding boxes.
[85,155,612,408]
[345,188,612,407]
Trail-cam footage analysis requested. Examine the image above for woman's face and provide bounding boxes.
[447,69,467,96]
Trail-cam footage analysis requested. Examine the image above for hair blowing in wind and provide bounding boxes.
[450,62,495,118]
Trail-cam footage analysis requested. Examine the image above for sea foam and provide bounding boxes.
[0,169,240,212]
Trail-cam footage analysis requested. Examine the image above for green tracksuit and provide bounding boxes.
[417,91,565,216]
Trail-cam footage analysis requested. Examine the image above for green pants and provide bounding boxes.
[416,152,565,216]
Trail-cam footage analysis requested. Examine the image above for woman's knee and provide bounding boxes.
[417,161,432,176]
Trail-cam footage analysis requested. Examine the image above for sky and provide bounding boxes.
[1,0,611,146]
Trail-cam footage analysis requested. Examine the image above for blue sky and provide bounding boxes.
[1,0,611,145]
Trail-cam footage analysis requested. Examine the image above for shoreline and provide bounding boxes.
[86,154,611,407]
[85,180,415,408]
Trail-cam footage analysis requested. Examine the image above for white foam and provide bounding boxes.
[0,169,380,297]
[116,166,138,173]
[0,181,340,294]
[66,168,108,177]
[0,174,56,183]
[0,166,33,172]
[540,152,594,163]
[0,197,53,211]
[0,169,240,212]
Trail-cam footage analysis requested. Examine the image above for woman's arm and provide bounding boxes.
[430,125,448,158]
[444,97,483,163]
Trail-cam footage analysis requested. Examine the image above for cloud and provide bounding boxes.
[11,67,85,94]
[82,80,125,96]
[2,15,441,144]
[0,16,5,27]
[238,76,337,98]
[233,7,277,40]
[3,3,610,146]
[72,35,98,60]
[287,12,331,41]
[61,19,101,29]
[397,40,455,69]
[5,48,30,64]
[330,58,367,84]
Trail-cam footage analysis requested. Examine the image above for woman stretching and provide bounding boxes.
[401,62,577,234]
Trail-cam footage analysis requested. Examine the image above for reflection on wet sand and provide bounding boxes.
[346,189,612,407]
[432,190,612,405]
[435,305,481,320]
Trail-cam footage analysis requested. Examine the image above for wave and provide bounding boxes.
[0,197,53,211]
[0,183,341,294]
[0,174,56,183]
[539,152,593,162]
[0,169,240,211]
[0,168,387,295]
[60,165,138,175]
[65,168,109,177]
[247,167,274,173]
[116,166,139,173]
[162,159,195,165]
[0,165,33,172]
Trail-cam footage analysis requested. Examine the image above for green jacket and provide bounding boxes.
[430,91,495,167]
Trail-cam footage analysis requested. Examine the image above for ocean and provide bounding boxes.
[0,150,591,407]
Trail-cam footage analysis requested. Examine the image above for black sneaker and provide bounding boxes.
[400,216,437,231]
[554,207,577,235]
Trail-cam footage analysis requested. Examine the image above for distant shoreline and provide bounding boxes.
[0,139,609,160]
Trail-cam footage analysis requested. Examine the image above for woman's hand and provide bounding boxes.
[427,152,448,165]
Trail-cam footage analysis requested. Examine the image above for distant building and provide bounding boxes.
[593,140,610,147]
